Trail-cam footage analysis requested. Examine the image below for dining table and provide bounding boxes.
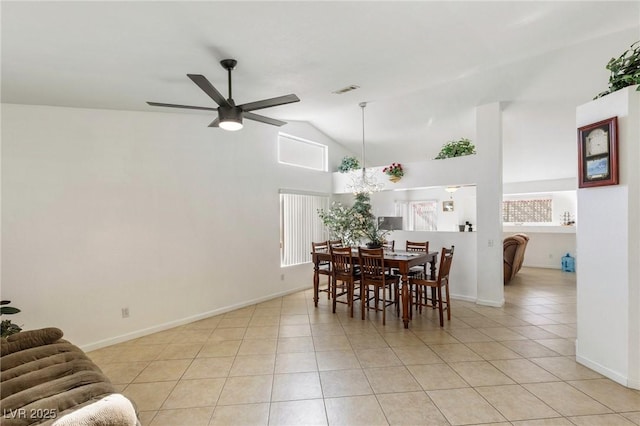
[311,249,438,328]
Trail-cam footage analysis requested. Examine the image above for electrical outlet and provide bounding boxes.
[121,307,130,318]
[280,274,285,281]
[488,239,494,247]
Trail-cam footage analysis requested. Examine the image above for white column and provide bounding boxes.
[576,85,640,389]
[475,102,505,306]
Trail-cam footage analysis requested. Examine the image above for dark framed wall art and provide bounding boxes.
[577,116,618,188]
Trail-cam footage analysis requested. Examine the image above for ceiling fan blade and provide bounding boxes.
[187,74,230,107]
[238,94,299,112]
[244,112,287,127]
[147,101,218,111]
[208,118,220,128]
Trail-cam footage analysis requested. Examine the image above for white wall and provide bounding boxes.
[388,231,478,302]
[575,86,640,389]
[502,102,579,183]
[1,104,353,350]
[502,229,575,270]
[332,103,504,306]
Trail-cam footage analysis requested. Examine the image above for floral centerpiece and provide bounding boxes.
[383,162,404,182]
[362,223,391,248]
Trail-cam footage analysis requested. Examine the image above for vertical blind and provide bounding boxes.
[280,192,329,266]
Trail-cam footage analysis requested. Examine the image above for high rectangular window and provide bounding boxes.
[278,133,328,171]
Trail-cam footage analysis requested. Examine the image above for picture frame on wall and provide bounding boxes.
[577,116,618,188]
[443,200,454,212]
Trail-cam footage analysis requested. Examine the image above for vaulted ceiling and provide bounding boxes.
[2,1,638,164]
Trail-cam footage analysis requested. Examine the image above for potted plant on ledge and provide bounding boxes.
[435,138,476,159]
[383,162,404,183]
[594,40,640,99]
[338,156,360,173]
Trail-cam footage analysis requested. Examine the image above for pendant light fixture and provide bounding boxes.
[445,186,460,199]
[348,102,384,195]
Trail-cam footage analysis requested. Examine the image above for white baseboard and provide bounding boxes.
[475,297,505,307]
[450,293,476,303]
[575,350,636,389]
[80,285,310,352]
[450,293,504,307]
[523,263,561,270]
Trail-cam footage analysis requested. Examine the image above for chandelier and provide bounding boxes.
[347,102,384,195]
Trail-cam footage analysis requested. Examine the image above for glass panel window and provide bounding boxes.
[503,199,552,223]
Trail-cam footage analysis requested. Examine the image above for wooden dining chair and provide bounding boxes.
[330,246,360,317]
[312,241,332,300]
[329,239,343,248]
[382,240,395,252]
[408,246,454,326]
[358,247,400,325]
[404,240,430,309]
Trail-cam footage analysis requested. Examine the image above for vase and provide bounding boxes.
[389,175,401,183]
[366,242,382,249]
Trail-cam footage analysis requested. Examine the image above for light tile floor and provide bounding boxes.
[87,267,640,425]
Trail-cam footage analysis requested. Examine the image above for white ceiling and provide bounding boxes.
[2,1,639,164]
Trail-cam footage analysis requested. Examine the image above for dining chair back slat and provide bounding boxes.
[382,240,395,252]
[329,239,343,248]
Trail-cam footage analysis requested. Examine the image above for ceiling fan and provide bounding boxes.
[147,59,300,131]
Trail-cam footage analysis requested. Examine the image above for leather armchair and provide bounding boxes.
[503,234,528,284]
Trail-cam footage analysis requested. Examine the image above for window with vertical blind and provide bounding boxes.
[280,191,329,266]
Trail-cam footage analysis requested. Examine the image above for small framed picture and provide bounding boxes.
[578,116,618,188]
[442,200,454,212]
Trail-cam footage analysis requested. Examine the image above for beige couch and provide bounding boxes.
[503,233,529,284]
[1,328,139,426]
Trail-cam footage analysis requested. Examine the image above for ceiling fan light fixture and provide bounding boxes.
[218,106,243,131]
[147,58,299,130]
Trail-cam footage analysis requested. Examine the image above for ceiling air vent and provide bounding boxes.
[332,85,360,94]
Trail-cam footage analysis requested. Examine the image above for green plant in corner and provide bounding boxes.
[594,41,640,99]
[435,137,476,159]
[1,300,22,338]
[338,156,360,173]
